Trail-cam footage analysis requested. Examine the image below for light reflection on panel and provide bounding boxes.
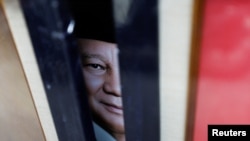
[159,0,194,140]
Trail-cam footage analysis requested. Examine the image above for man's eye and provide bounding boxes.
[83,64,106,75]
[82,62,107,75]
[87,64,105,70]
[84,63,107,72]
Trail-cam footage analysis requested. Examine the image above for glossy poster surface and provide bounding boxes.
[194,0,250,140]
[69,1,126,140]
[20,0,95,140]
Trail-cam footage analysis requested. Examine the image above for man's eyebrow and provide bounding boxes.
[81,53,106,62]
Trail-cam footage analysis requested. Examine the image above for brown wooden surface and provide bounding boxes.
[185,0,204,141]
[0,4,45,141]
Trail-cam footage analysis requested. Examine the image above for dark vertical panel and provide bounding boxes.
[20,0,95,140]
[113,0,160,140]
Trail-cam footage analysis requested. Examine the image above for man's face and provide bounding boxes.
[78,39,124,135]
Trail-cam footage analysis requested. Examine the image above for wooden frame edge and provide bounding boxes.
[2,0,58,140]
[185,0,204,141]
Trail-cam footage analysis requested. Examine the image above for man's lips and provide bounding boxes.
[101,102,123,115]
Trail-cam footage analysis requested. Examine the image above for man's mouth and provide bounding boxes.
[101,102,123,115]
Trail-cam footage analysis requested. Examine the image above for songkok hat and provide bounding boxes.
[69,0,116,43]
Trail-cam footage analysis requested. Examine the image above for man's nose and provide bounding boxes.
[103,67,121,97]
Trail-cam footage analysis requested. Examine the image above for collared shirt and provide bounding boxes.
[93,122,116,141]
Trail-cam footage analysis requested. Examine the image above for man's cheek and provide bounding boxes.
[83,74,104,94]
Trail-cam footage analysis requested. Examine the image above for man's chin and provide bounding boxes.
[93,111,125,134]
[99,120,125,135]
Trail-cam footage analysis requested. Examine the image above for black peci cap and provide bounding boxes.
[69,0,116,43]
